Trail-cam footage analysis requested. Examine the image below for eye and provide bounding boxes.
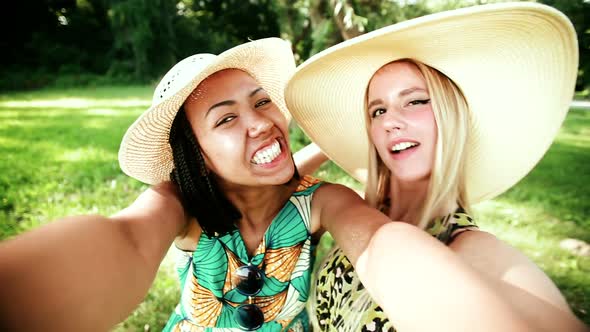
[255,98,272,108]
[407,99,430,106]
[371,108,386,119]
[215,115,236,127]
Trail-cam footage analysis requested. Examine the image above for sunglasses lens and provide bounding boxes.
[235,303,264,331]
[234,265,263,296]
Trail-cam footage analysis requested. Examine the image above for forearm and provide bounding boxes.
[476,273,589,332]
[0,216,170,331]
[0,183,186,331]
[355,222,535,332]
[294,142,329,176]
[450,231,589,332]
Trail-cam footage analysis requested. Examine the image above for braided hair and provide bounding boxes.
[168,106,241,237]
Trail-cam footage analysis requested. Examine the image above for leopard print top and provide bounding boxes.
[314,209,477,332]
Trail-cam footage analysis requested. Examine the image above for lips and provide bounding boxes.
[390,140,419,154]
[251,138,282,165]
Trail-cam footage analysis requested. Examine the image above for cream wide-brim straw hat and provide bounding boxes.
[118,38,295,184]
[285,2,578,204]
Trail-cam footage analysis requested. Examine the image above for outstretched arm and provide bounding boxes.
[449,230,589,332]
[0,181,187,331]
[313,183,537,332]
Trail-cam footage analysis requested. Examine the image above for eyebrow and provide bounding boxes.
[205,87,265,117]
[206,100,235,117]
[367,98,383,110]
[249,87,264,97]
[366,87,427,109]
[399,87,426,96]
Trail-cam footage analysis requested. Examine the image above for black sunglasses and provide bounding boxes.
[233,264,265,331]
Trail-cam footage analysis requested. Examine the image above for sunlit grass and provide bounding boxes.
[0,85,154,102]
[0,87,150,237]
[0,98,151,109]
[0,87,588,329]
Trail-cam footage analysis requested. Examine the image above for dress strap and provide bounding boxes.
[296,174,323,192]
[426,207,478,245]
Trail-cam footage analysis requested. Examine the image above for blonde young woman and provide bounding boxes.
[286,2,588,332]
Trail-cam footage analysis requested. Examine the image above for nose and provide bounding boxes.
[381,109,405,134]
[247,110,273,138]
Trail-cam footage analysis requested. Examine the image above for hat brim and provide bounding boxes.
[285,2,578,203]
[119,38,295,184]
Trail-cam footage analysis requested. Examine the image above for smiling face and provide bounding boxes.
[183,69,294,188]
[367,61,437,185]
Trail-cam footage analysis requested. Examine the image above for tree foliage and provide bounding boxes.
[538,0,590,91]
[109,0,177,80]
[2,0,589,92]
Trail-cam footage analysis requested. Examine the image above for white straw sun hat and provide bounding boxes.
[285,2,578,203]
[119,38,295,184]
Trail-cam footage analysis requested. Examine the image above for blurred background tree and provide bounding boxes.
[1,0,588,91]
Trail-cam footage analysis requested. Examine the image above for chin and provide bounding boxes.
[257,166,295,186]
[392,169,431,183]
[276,166,297,185]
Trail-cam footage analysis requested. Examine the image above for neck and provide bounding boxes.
[387,177,459,226]
[388,178,428,225]
[221,178,298,232]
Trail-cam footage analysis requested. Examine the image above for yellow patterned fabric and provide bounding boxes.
[315,210,477,332]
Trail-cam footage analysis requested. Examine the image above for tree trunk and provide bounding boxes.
[330,0,364,40]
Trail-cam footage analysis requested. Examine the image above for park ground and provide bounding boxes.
[0,86,588,330]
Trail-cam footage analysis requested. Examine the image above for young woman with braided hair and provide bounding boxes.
[168,106,242,236]
[1,38,360,332]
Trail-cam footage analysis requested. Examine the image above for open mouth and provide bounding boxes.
[391,141,419,154]
[251,138,282,165]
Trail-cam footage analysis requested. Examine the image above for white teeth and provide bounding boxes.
[252,139,281,165]
[391,142,418,152]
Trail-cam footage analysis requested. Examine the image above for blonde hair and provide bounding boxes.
[326,59,471,332]
[317,60,473,332]
[365,59,472,228]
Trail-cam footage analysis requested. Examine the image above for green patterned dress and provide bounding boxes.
[314,209,478,332]
[164,176,322,332]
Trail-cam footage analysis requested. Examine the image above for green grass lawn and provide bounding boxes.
[0,86,588,330]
